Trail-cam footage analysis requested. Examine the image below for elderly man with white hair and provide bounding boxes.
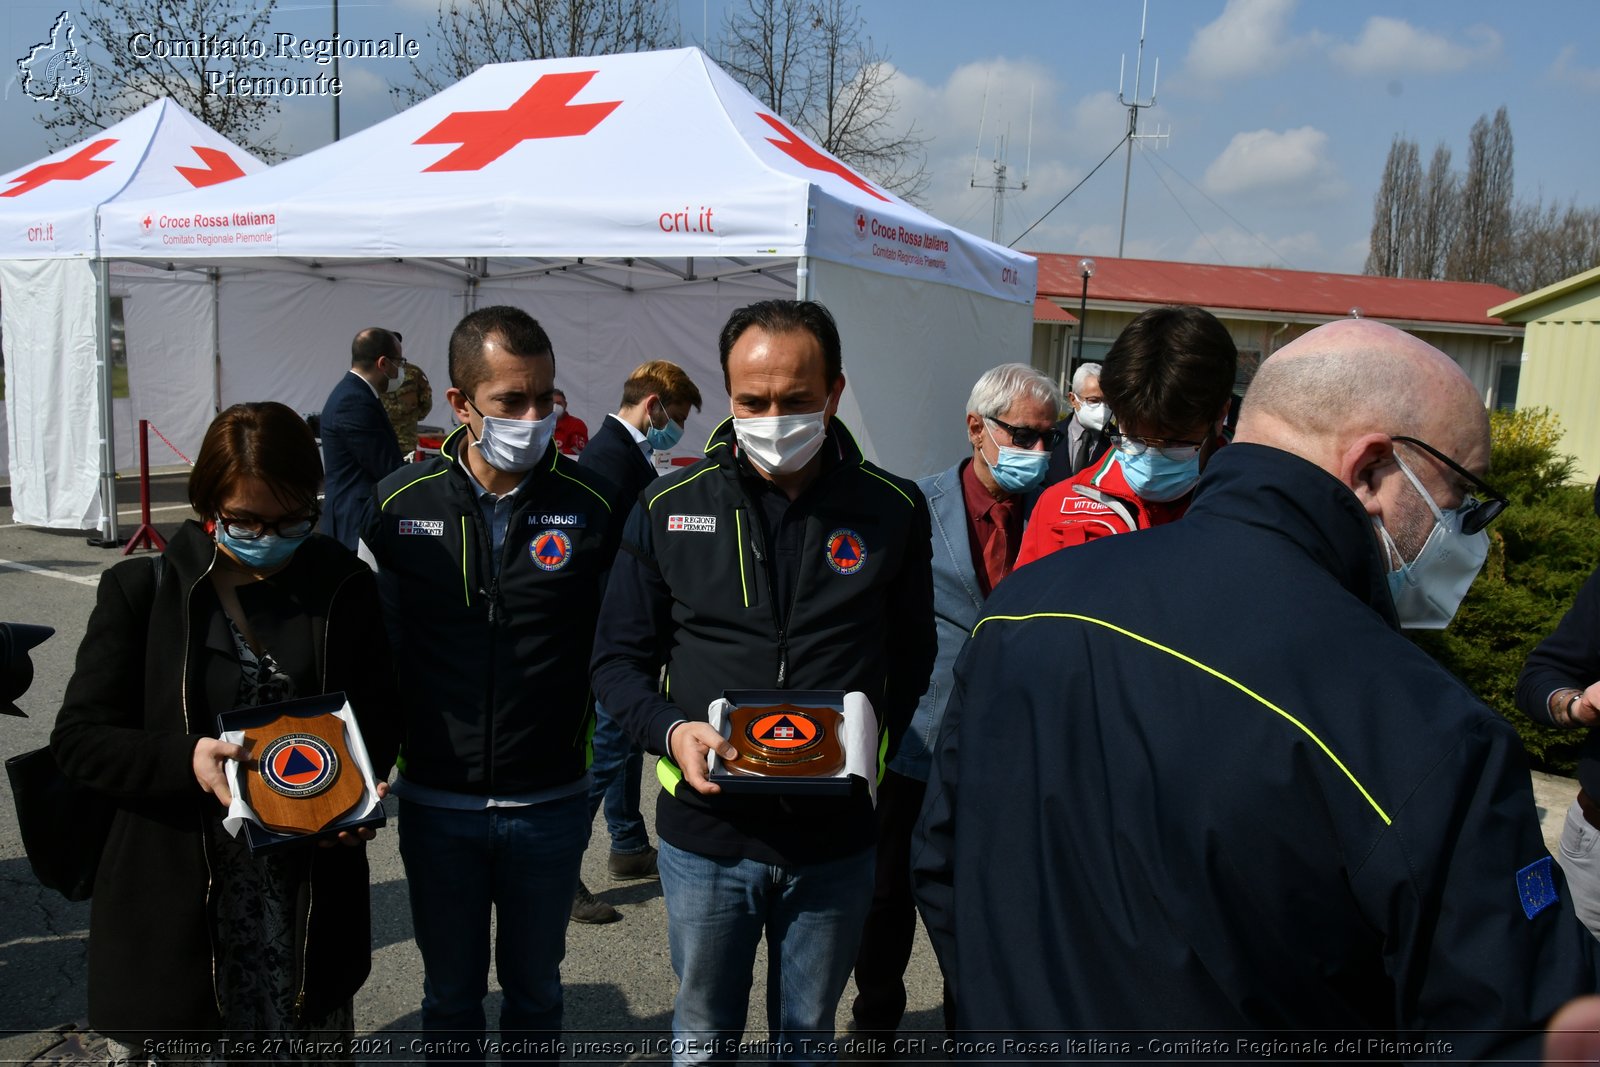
[849,361,1062,1044]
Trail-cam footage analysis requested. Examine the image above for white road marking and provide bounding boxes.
[0,558,103,587]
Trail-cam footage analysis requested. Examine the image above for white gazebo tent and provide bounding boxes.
[73,48,1036,533]
[0,98,266,533]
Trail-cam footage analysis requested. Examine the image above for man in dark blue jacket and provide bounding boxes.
[914,318,1600,1059]
[570,358,702,923]
[320,327,403,550]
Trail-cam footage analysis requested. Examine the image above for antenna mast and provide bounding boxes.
[971,77,1033,244]
[1116,0,1166,256]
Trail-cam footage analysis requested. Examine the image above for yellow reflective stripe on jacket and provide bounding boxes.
[970,612,1392,826]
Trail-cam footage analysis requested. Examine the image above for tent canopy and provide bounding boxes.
[8,50,1036,533]
[1,100,264,529]
[99,48,1031,304]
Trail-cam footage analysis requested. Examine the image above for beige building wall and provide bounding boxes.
[1519,320,1600,483]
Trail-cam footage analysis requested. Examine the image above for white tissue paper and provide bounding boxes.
[220,701,383,838]
[706,691,881,806]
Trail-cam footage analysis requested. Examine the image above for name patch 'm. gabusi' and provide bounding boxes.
[529,513,586,528]
[667,515,717,533]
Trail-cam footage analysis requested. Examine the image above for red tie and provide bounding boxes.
[981,498,1017,593]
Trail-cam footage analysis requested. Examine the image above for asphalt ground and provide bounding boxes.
[0,472,952,1065]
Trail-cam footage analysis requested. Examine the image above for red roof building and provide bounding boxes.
[1027,254,1524,410]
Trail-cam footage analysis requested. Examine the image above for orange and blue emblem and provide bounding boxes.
[824,528,867,575]
[258,733,339,799]
[530,529,573,571]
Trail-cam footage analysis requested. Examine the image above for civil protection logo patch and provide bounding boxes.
[1517,855,1559,919]
[745,710,824,754]
[258,733,339,799]
[530,529,573,571]
[824,528,867,575]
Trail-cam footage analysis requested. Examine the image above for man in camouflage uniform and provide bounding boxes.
[380,331,433,459]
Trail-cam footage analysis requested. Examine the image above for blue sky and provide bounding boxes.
[4,0,1596,276]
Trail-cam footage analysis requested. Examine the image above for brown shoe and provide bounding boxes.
[570,879,621,924]
[607,845,659,880]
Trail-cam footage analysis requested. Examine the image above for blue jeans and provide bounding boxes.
[398,794,590,1063]
[657,840,876,1066]
[586,701,650,853]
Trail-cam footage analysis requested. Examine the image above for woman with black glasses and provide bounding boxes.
[52,401,398,1062]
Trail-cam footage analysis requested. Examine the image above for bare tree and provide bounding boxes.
[1503,198,1600,293]
[1410,143,1458,281]
[32,0,284,159]
[718,0,928,201]
[397,0,678,106]
[1364,135,1421,278]
[1448,106,1515,284]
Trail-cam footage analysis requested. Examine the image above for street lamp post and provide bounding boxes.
[1075,258,1095,366]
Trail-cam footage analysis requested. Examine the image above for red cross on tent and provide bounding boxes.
[2,139,118,198]
[758,113,888,203]
[175,146,246,188]
[414,71,623,172]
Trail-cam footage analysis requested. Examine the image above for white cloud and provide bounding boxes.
[1184,0,1302,81]
[1203,126,1340,198]
[1328,18,1502,76]
[1552,45,1600,91]
[1179,228,1323,269]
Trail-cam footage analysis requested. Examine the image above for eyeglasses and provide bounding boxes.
[217,511,320,541]
[1390,436,1507,535]
[986,417,1063,451]
[1106,420,1209,461]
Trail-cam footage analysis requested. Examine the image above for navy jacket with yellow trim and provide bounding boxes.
[913,443,1600,1058]
[362,424,620,795]
[591,417,936,865]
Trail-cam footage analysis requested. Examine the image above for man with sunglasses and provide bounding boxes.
[320,326,405,551]
[915,317,1600,1057]
[850,362,1061,1044]
[1014,306,1237,568]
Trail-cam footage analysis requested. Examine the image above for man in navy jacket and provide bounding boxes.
[915,319,1600,1059]
[570,359,702,922]
[320,327,404,550]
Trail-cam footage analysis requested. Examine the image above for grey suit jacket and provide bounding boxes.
[890,461,985,781]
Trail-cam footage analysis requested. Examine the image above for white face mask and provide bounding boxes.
[551,403,566,420]
[385,362,406,394]
[471,407,558,473]
[1076,401,1108,433]
[1376,452,1489,630]
[734,410,828,475]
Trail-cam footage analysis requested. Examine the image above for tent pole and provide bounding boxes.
[211,268,222,412]
[90,258,121,546]
[795,256,810,300]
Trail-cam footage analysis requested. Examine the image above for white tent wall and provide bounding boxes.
[210,264,466,420]
[1,258,104,528]
[474,268,794,453]
[810,259,1033,480]
[120,267,217,471]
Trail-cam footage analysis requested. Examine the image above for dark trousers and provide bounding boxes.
[851,769,952,1034]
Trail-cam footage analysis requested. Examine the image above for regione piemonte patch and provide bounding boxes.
[667,515,717,533]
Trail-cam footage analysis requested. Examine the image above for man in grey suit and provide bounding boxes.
[849,362,1062,1041]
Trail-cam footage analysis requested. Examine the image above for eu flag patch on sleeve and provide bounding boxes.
[1517,856,1559,919]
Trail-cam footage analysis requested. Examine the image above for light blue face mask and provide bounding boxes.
[216,525,304,571]
[985,422,1049,494]
[646,401,684,450]
[1117,446,1201,503]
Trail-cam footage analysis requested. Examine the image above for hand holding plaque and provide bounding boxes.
[707,690,879,798]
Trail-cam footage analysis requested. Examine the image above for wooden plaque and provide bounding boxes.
[722,703,846,778]
[240,712,365,835]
